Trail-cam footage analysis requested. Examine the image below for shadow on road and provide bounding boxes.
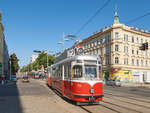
[0,81,23,113]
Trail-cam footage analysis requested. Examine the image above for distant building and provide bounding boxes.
[79,9,150,83]
[30,54,38,63]
[0,12,9,78]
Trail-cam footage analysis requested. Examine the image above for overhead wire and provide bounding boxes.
[125,12,150,24]
[74,0,111,36]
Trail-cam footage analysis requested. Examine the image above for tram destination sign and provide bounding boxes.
[67,48,83,57]
[67,49,75,57]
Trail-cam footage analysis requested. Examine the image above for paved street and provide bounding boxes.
[0,79,150,113]
[80,85,150,113]
[0,79,86,113]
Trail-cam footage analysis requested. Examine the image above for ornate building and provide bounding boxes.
[0,12,9,78]
[79,10,150,83]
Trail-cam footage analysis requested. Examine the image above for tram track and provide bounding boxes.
[104,91,150,104]
[101,100,142,113]
[79,99,142,113]
[78,90,150,113]
[105,95,150,109]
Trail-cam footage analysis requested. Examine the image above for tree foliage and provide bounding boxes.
[10,53,19,74]
[20,52,55,72]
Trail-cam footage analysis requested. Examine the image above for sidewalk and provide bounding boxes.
[121,82,150,88]
[0,80,16,87]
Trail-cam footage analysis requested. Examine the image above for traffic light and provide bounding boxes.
[139,43,145,50]
[145,42,148,50]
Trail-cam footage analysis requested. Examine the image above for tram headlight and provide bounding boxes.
[90,88,94,94]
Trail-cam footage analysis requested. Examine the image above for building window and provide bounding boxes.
[100,48,102,55]
[124,34,128,41]
[115,45,119,51]
[141,60,143,66]
[105,36,110,43]
[96,49,98,54]
[90,43,92,47]
[100,39,103,44]
[137,37,139,43]
[141,38,143,44]
[146,60,148,66]
[96,40,99,45]
[105,47,110,54]
[124,46,128,53]
[124,58,128,65]
[106,57,110,65]
[132,59,134,66]
[132,36,134,43]
[132,50,134,54]
[115,32,119,39]
[137,60,139,66]
[115,57,119,64]
[137,50,139,55]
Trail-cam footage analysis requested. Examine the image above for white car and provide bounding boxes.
[106,79,121,87]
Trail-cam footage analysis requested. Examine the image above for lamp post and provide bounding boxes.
[9,59,11,80]
[58,32,76,52]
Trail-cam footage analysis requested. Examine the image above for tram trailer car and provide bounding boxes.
[47,54,103,105]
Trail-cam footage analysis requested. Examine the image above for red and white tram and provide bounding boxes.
[47,50,103,104]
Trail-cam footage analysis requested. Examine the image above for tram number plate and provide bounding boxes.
[89,97,95,101]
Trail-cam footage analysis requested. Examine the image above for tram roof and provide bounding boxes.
[54,54,101,65]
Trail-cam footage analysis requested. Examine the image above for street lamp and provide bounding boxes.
[9,59,11,80]
[58,32,76,52]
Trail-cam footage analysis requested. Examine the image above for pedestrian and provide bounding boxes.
[1,76,5,85]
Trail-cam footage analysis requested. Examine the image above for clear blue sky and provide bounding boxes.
[1,0,150,67]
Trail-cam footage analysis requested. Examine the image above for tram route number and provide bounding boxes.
[67,49,75,57]
[67,48,83,57]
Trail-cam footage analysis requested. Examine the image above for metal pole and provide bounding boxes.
[47,51,48,69]
[9,60,11,80]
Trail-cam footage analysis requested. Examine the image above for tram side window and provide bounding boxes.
[58,65,62,78]
[68,65,71,78]
[64,64,68,79]
[72,65,82,78]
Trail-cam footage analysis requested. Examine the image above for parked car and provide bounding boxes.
[22,76,29,82]
[106,79,121,87]
[10,75,17,82]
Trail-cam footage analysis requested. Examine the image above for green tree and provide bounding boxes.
[20,52,55,72]
[33,52,55,70]
[10,53,19,74]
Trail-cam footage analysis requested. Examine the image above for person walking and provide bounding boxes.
[1,76,5,85]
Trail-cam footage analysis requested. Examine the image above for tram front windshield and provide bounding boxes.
[85,65,97,79]
[72,65,98,79]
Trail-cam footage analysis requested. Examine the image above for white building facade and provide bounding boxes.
[30,54,38,63]
[79,10,150,83]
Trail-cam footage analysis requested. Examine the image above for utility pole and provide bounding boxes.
[46,51,48,71]
[62,32,65,52]
[9,60,11,80]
